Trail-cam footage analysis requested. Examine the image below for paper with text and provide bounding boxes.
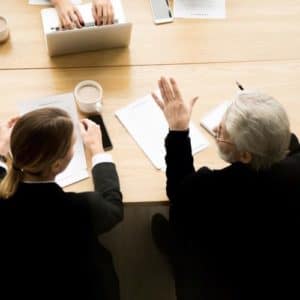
[200,101,231,136]
[174,0,226,19]
[115,94,209,170]
[19,93,89,187]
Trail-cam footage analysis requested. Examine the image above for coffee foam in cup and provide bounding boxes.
[74,80,103,113]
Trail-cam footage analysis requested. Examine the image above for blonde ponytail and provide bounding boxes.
[0,164,23,199]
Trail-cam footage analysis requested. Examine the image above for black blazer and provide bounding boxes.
[165,131,300,299]
[0,162,123,300]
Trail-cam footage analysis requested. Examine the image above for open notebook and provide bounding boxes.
[41,0,132,56]
[19,93,89,187]
[200,101,231,136]
[115,94,209,170]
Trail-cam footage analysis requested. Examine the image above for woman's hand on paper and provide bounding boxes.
[52,0,83,29]
[80,118,104,156]
[152,77,198,131]
[92,0,115,25]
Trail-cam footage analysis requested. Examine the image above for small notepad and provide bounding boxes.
[200,101,231,136]
[174,0,226,19]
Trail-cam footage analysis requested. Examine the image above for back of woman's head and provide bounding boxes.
[224,91,291,171]
[0,107,74,199]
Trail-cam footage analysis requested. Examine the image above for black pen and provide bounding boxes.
[165,0,173,18]
[236,81,244,91]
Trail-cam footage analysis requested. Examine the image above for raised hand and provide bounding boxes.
[152,77,198,131]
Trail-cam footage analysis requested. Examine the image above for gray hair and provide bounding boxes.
[224,91,291,170]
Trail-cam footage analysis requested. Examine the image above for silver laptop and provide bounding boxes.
[45,23,132,56]
[41,1,131,56]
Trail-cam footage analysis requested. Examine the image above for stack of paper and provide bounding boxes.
[200,101,231,136]
[19,93,89,187]
[174,0,226,19]
[115,94,209,170]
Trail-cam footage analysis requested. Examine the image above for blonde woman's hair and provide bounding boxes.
[0,107,74,199]
[224,91,291,170]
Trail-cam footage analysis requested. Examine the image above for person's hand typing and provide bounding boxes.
[152,77,198,131]
[92,0,114,25]
[52,0,83,29]
[80,118,104,156]
[0,117,19,158]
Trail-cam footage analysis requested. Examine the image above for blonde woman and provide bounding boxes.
[0,107,122,300]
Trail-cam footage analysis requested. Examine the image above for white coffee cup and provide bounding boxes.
[0,16,9,43]
[74,80,103,113]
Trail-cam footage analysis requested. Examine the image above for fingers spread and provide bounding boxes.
[161,77,174,102]
[170,78,182,100]
[151,92,164,110]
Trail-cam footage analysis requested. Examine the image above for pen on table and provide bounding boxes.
[236,81,244,91]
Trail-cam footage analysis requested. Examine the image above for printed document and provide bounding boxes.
[174,0,226,19]
[19,93,89,187]
[29,0,81,5]
[200,101,231,136]
[115,94,209,170]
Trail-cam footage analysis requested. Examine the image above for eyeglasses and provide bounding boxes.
[214,124,235,146]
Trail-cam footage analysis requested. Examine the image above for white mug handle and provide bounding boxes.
[95,102,102,113]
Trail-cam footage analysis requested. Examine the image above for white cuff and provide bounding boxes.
[0,161,8,172]
[92,153,113,167]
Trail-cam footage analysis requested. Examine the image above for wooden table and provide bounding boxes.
[1,0,300,69]
[1,61,300,202]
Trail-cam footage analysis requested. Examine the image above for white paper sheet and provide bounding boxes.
[174,0,226,19]
[29,0,81,5]
[115,94,209,170]
[200,101,231,136]
[19,93,89,187]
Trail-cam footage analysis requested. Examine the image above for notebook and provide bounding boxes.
[41,0,132,56]
[200,101,231,136]
[115,93,209,170]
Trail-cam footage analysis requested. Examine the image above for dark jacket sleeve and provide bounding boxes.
[74,162,123,235]
[165,130,196,201]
